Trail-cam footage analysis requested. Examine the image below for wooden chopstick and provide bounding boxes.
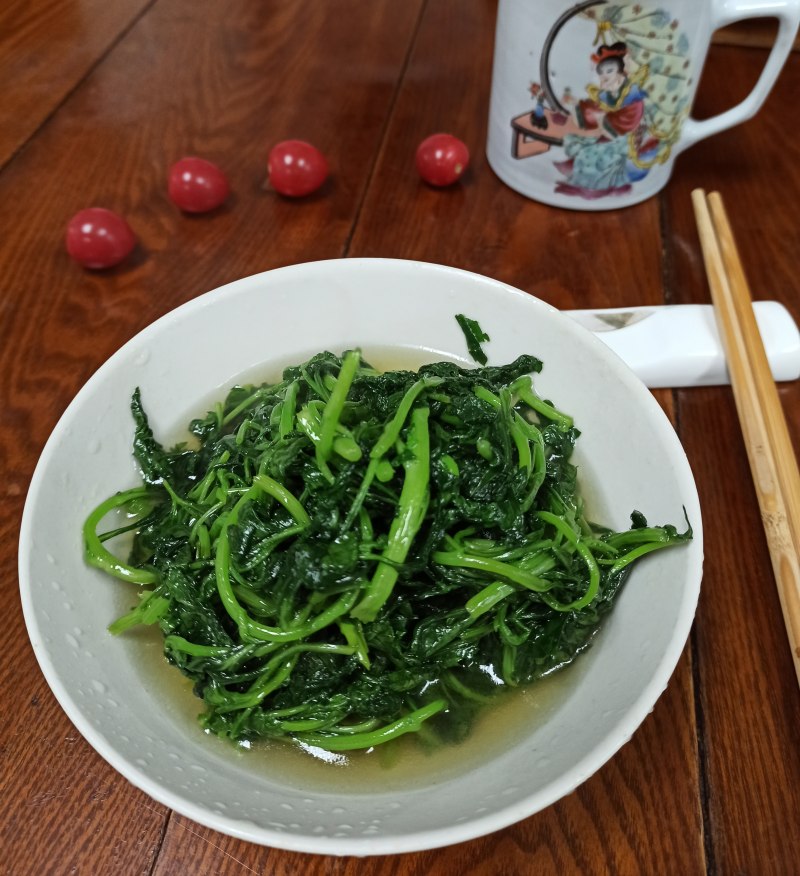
[692,188,800,688]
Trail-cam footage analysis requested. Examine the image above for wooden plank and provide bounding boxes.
[712,19,800,51]
[0,0,153,168]
[1,0,423,874]
[345,4,666,310]
[0,672,168,876]
[663,45,800,875]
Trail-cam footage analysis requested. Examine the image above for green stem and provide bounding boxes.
[108,590,169,634]
[474,385,535,475]
[164,636,232,658]
[252,474,311,527]
[239,524,305,571]
[279,380,299,438]
[433,551,555,592]
[608,540,683,576]
[217,524,360,641]
[515,382,573,431]
[544,542,601,611]
[83,488,160,584]
[351,406,431,622]
[316,349,361,478]
[294,699,447,751]
[211,643,355,713]
[444,672,495,704]
[465,581,517,618]
[370,377,442,460]
[222,385,276,426]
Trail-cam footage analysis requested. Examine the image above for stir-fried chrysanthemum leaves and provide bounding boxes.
[85,349,691,752]
[455,313,491,365]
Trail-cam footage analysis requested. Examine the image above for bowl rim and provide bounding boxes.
[18,257,704,855]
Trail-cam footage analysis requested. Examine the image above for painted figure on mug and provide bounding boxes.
[555,42,661,200]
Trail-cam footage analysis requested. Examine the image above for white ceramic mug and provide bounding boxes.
[487,0,800,210]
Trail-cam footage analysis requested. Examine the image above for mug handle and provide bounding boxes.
[678,0,800,151]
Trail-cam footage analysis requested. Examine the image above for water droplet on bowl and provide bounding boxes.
[87,439,101,454]
[65,633,79,648]
[51,581,62,591]
[90,679,106,694]
[280,802,293,811]
[46,553,56,565]
[135,349,151,365]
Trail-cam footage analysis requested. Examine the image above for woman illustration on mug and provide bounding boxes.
[555,42,661,200]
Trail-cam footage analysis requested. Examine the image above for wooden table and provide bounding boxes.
[2,2,799,873]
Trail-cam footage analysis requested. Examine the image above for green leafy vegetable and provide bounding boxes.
[85,345,691,753]
[456,313,491,364]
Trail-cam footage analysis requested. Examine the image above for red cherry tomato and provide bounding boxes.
[65,208,136,269]
[415,133,470,187]
[168,156,230,213]
[267,140,328,197]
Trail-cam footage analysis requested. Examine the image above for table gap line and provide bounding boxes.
[147,808,173,876]
[658,193,685,470]
[690,625,718,876]
[339,0,429,258]
[658,192,678,308]
[0,0,161,177]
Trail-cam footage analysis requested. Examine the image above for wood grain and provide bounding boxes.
[3,0,800,874]
[0,0,423,873]
[712,18,800,51]
[0,0,153,169]
[693,188,800,685]
[346,0,665,308]
[664,46,800,876]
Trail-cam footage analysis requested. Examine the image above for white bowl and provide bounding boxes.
[19,259,703,855]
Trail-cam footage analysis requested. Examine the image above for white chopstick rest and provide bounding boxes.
[568,302,800,388]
